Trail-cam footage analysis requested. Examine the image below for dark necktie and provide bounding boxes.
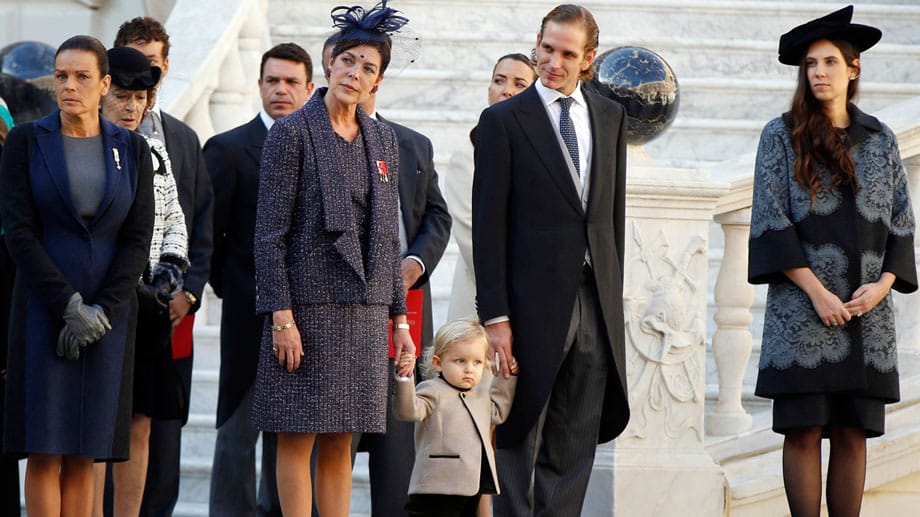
[558,96,579,177]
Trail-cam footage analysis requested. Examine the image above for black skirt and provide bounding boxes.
[132,287,185,420]
[772,393,886,438]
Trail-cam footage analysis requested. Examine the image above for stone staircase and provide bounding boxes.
[174,1,920,515]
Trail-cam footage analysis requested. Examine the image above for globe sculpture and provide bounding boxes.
[588,46,679,145]
[0,73,57,123]
[0,41,55,80]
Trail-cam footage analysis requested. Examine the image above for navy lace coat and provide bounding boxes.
[749,108,917,402]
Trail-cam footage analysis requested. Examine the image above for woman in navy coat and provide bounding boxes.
[0,36,153,516]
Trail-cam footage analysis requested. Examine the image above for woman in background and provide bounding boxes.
[445,53,536,322]
[94,45,188,517]
[749,7,917,516]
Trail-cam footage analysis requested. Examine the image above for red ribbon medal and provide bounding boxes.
[376,160,389,182]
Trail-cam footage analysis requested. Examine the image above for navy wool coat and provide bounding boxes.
[0,111,154,460]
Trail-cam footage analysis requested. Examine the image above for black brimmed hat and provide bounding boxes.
[778,5,881,66]
[106,46,161,90]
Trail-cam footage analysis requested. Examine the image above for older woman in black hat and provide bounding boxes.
[92,46,188,517]
[251,2,413,515]
[749,5,917,516]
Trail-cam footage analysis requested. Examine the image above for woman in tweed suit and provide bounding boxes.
[251,3,415,515]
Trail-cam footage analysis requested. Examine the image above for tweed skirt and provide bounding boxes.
[251,303,389,433]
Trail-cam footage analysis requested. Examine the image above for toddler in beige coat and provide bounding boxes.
[395,319,518,516]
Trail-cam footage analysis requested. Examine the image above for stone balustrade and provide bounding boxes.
[158,0,268,145]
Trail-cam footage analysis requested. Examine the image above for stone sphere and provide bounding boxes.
[0,41,55,80]
[588,46,679,145]
[0,73,57,124]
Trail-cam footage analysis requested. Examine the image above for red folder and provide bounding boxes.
[388,289,423,358]
[172,314,194,360]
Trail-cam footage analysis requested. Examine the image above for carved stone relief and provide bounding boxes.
[622,221,707,442]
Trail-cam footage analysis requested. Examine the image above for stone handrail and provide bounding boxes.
[705,95,920,436]
[154,0,269,326]
[158,0,269,142]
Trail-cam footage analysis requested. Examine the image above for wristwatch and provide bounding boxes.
[183,290,198,306]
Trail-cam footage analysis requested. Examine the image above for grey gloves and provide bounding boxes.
[60,292,111,358]
[57,326,83,361]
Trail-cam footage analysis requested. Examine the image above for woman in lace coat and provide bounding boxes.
[748,7,917,516]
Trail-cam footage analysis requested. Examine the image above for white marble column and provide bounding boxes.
[706,208,754,436]
[595,150,727,516]
[894,155,920,353]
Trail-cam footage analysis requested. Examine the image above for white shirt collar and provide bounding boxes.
[259,108,275,131]
[534,79,586,108]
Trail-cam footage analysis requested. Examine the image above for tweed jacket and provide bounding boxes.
[254,88,406,316]
[143,135,187,271]
[395,374,516,496]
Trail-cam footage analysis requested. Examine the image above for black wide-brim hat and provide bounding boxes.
[106,46,161,90]
[778,5,882,66]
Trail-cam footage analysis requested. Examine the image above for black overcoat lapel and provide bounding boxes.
[245,116,266,166]
[513,87,584,215]
[584,89,616,219]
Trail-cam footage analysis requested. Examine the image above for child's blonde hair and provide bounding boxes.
[425,318,489,378]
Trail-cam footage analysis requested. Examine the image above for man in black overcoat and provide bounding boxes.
[205,43,314,517]
[472,5,630,515]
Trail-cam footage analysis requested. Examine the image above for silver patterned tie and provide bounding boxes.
[557,96,579,177]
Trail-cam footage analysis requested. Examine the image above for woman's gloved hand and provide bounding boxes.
[63,292,111,343]
[56,326,82,360]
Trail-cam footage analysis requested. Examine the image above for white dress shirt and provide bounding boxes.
[534,79,593,196]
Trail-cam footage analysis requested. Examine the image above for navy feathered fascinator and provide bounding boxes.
[331,1,409,43]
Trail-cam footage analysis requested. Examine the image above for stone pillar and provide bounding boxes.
[209,43,249,134]
[894,155,920,352]
[590,150,727,516]
[706,208,754,436]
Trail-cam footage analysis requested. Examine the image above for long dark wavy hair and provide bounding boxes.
[790,38,861,204]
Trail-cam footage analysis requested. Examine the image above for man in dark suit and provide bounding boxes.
[472,5,630,515]
[114,17,213,517]
[321,37,452,516]
[206,42,314,517]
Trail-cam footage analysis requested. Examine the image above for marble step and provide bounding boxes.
[368,69,920,125]
[712,363,920,514]
[175,416,373,513]
[280,24,920,81]
[273,0,920,46]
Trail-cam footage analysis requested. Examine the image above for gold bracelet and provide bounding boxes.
[271,321,294,332]
[394,323,410,330]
